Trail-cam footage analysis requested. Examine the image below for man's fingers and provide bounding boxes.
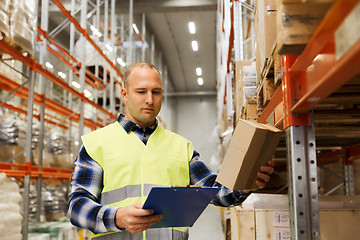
[257,172,270,183]
[260,165,274,175]
[255,180,266,189]
[268,159,275,167]
[126,214,163,233]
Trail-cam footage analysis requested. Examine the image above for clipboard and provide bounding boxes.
[142,186,220,228]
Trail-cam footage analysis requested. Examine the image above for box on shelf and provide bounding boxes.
[255,0,277,81]
[229,208,360,240]
[276,0,335,55]
[227,193,360,240]
[234,61,256,121]
[242,96,258,121]
[216,119,283,191]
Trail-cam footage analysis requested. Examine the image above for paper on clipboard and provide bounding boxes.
[142,186,220,228]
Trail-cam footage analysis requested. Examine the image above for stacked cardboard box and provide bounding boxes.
[227,194,360,240]
[276,0,335,55]
[255,0,277,81]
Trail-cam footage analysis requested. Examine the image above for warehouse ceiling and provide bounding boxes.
[46,0,218,95]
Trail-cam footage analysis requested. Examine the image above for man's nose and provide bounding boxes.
[145,92,153,104]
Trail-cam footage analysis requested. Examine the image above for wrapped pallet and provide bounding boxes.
[0,114,26,163]
[41,131,74,168]
[9,0,37,55]
[0,0,10,39]
[0,113,40,164]
[0,173,22,240]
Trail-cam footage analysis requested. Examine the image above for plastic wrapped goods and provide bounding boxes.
[41,132,74,168]
[0,9,8,39]
[0,0,10,39]
[0,114,39,164]
[0,173,22,240]
[0,115,26,163]
[9,0,36,55]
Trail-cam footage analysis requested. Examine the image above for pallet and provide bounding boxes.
[259,42,282,87]
[257,77,278,109]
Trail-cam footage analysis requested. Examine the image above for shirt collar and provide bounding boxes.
[117,114,158,133]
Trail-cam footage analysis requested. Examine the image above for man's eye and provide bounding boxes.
[137,91,146,94]
[153,91,161,94]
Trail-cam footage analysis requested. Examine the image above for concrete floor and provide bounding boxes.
[189,204,225,240]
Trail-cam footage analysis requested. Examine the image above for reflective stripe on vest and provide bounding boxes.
[100,184,162,205]
[82,122,193,240]
[92,228,189,240]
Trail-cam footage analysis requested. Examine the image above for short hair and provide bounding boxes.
[123,62,161,88]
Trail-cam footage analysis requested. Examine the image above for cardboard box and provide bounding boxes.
[276,0,335,55]
[255,0,277,77]
[216,119,283,191]
[228,207,360,240]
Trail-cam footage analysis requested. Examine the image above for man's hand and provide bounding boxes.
[255,159,275,189]
[115,203,163,233]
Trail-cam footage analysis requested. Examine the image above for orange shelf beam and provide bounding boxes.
[257,0,360,128]
[0,73,104,130]
[0,162,72,179]
[288,0,360,113]
[0,39,115,121]
[257,86,283,124]
[38,27,107,89]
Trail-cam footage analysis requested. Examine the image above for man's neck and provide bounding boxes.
[124,114,155,130]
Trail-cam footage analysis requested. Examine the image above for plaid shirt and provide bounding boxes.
[68,114,250,233]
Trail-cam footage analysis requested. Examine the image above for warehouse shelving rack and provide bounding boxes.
[219,0,360,239]
[254,0,360,239]
[0,1,169,239]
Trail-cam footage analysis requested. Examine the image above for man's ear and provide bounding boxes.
[121,88,127,102]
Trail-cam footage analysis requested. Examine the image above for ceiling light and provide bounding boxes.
[116,57,126,67]
[45,62,53,69]
[196,67,202,76]
[105,43,113,52]
[90,25,102,37]
[58,71,66,79]
[188,21,196,34]
[191,40,198,51]
[71,81,81,89]
[197,77,204,86]
[84,89,92,98]
[132,23,139,34]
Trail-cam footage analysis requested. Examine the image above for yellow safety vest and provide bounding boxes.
[82,122,193,240]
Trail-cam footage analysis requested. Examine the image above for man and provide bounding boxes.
[68,62,274,240]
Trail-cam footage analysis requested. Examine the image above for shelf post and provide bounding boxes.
[22,70,36,240]
[109,0,116,113]
[35,0,50,223]
[150,35,155,65]
[342,147,355,196]
[128,0,134,64]
[141,13,146,62]
[233,0,243,61]
[78,0,88,143]
[282,56,320,240]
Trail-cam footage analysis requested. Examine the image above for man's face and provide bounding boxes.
[121,67,163,129]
